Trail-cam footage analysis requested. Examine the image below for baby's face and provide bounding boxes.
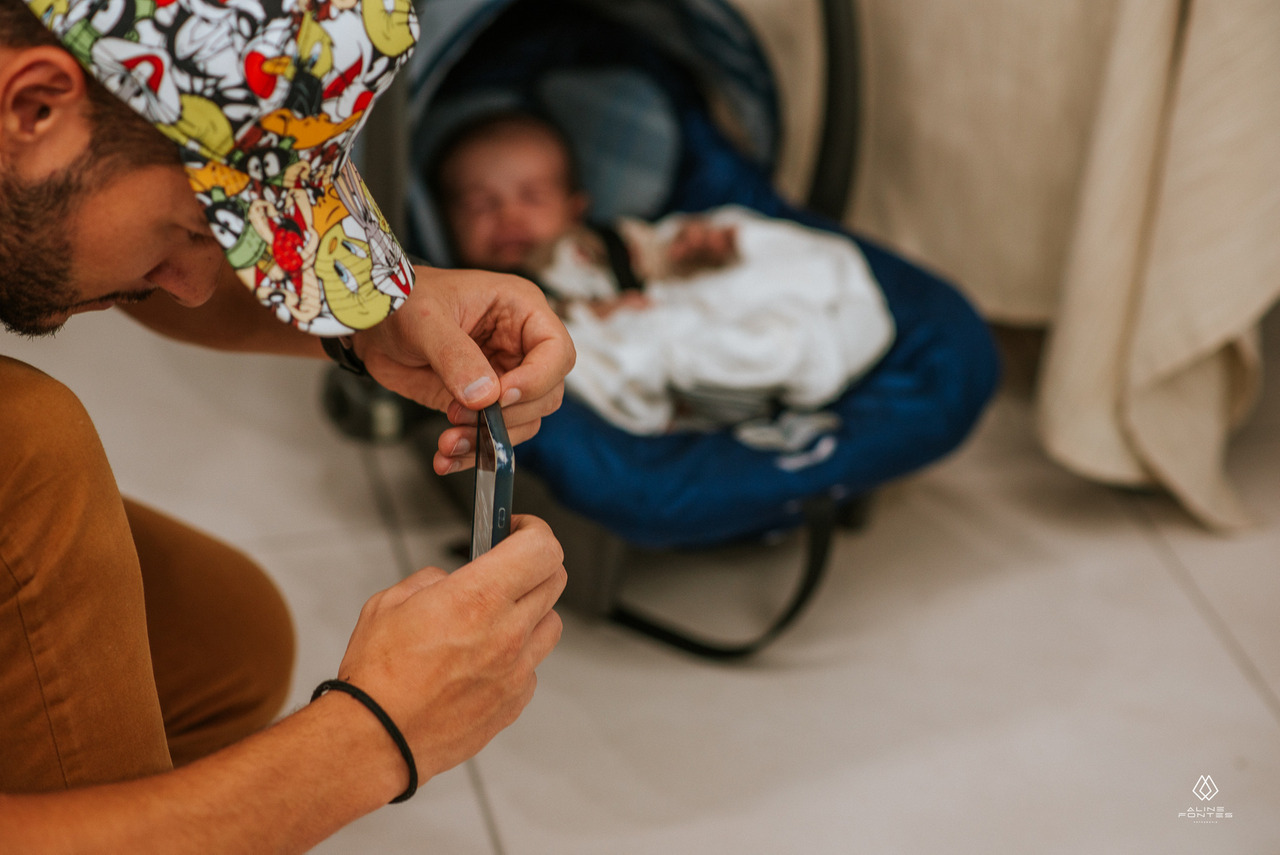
[444,131,586,271]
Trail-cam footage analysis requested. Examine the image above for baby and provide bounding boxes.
[430,110,896,443]
[431,111,740,313]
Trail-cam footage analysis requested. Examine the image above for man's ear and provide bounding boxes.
[0,46,91,177]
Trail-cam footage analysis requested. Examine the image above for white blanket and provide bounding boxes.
[539,206,895,436]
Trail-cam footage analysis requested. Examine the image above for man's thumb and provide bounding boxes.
[423,316,501,409]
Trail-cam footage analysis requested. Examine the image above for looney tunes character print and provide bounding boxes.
[27,0,420,335]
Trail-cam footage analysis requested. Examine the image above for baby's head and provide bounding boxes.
[432,110,588,272]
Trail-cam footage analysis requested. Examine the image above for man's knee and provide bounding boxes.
[0,358,172,790]
[0,358,107,484]
[0,357,135,590]
[125,501,296,764]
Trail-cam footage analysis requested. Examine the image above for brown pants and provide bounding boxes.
[0,356,295,793]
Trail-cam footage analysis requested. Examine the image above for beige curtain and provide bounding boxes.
[738,0,1280,529]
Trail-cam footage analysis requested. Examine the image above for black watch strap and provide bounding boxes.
[322,335,368,376]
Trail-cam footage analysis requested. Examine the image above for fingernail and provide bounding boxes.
[452,438,470,456]
[500,387,522,407]
[462,376,495,403]
[449,405,478,426]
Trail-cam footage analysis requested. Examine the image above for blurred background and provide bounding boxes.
[7,0,1280,851]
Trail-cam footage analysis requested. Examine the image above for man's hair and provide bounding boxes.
[0,0,56,48]
[0,0,184,336]
[429,109,582,207]
[0,0,181,180]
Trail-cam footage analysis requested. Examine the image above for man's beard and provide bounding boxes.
[0,87,181,337]
[0,163,82,336]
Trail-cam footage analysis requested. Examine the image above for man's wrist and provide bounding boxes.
[311,679,418,803]
[305,689,409,807]
[322,335,368,376]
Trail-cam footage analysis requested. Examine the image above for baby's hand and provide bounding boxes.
[665,220,738,276]
[588,291,652,319]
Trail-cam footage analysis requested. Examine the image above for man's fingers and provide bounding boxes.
[433,449,471,476]
[362,266,572,423]
[492,315,575,412]
[419,313,503,410]
[433,412,547,475]
[453,515,564,602]
[362,352,453,414]
[447,387,560,430]
[376,565,450,609]
[503,417,544,447]
[523,608,565,670]
[513,562,567,631]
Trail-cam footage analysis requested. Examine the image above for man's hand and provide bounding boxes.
[354,266,575,474]
[335,515,566,786]
[0,517,566,852]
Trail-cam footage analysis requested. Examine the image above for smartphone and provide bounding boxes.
[471,402,514,559]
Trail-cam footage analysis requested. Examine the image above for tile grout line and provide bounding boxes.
[359,446,415,577]
[465,759,509,855]
[360,446,509,855]
[1130,500,1280,726]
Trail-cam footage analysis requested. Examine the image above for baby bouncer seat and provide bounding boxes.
[333,0,1001,658]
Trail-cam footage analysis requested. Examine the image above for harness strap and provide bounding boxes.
[608,494,839,660]
[591,223,646,292]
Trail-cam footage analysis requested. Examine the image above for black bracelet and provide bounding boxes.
[322,335,368,376]
[311,679,418,804]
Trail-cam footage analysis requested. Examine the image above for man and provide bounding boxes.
[0,0,574,849]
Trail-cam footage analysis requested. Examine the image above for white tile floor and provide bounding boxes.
[5,306,1279,853]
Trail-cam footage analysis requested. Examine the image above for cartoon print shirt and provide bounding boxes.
[29,0,420,335]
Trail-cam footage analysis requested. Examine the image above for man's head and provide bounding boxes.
[432,111,588,273]
[0,0,207,336]
[0,0,419,338]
